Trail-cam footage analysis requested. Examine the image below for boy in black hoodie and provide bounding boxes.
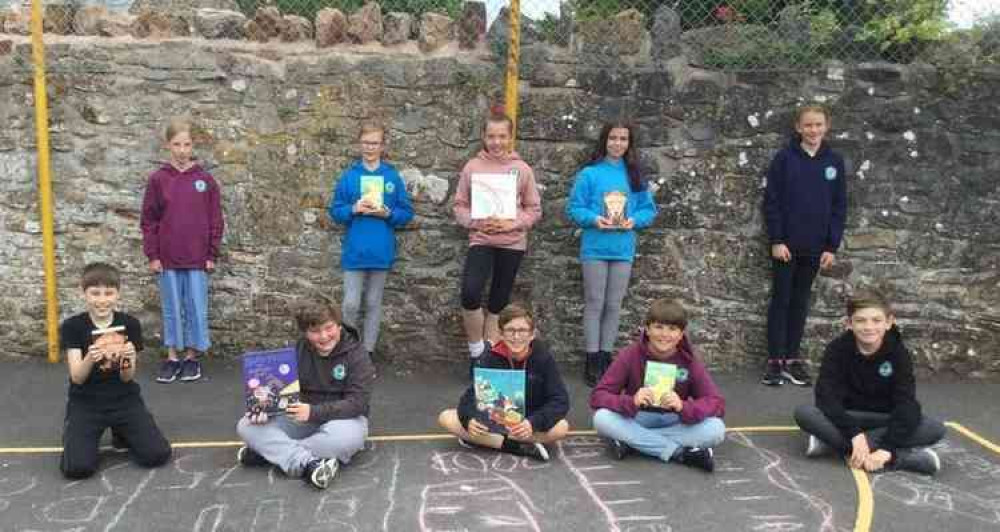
[794,290,945,475]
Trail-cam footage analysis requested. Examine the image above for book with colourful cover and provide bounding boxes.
[472,367,526,434]
[643,361,678,411]
[360,175,385,210]
[242,347,300,415]
[470,172,518,220]
[603,190,628,226]
[91,325,128,371]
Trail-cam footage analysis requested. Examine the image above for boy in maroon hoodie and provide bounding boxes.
[590,299,725,472]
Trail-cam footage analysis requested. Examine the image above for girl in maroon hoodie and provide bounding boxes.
[590,299,725,471]
[141,118,224,384]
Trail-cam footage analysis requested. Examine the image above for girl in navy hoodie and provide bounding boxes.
[762,105,847,387]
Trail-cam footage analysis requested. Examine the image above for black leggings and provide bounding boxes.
[61,397,172,479]
[767,254,820,360]
[794,404,946,454]
[460,245,524,314]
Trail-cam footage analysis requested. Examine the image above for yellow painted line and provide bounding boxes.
[946,422,1000,455]
[0,446,63,454]
[850,467,874,532]
[726,426,799,433]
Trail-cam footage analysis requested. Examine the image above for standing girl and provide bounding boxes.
[328,123,414,366]
[453,112,541,372]
[566,122,657,387]
[761,105,846,387]
[141,118,224,383]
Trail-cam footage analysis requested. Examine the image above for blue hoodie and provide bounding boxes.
[328,160,414,270]
[566,159,657,262]
[764,137,847,254]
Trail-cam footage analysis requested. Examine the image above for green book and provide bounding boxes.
[644,361,678,409]
[360,175,384,210]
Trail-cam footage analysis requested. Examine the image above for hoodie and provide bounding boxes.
[453,150,541,251]
[763,137,847,254]
[590,332,725,425]
[140,162,225,269]
[815,326,921,453]
[296,324,374,423]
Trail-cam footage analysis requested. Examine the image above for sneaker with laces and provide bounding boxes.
[303,458,339,489]
[523,442,550,462]
[607,439,633,461]
[179,359,202,382]
[761,360,784,386]
[781,359,812,387]
[805,435,832,458]
[156,360,182,383]
[892,448,940,475]
[236,445,270,467]
[677,446,715,472]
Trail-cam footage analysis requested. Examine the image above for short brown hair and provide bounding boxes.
[498,303,534,330]
[81,262,120,290]
[847,289,893,318]
[645,299,688,330]
[483,111,514,136]
[165,117,193,142]
[295,296,342,332]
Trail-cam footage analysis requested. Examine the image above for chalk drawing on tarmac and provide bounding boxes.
[418,475,542,532]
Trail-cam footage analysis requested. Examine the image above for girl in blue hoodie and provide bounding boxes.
[566,122,657,386]
[328,124,414,366]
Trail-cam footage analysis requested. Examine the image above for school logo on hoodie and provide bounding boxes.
[677,368,690,383]
[194,179,207,192]
[878,361,893,378]
[332,364,346,380]
[824,166,838,181]
[385,181,395,194]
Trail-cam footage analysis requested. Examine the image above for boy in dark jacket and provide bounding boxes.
[439,304,570,461]
[794,290,945,475]
[590,299,725,472]
[236,296,374,489]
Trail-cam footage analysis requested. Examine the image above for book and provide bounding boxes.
[643,361,678,410]
[470,172,518,220]
[603,190,628,226]
[91,325,128,371]
[242,347,301,416]
[472,367,526,435]
[360,175,385,210]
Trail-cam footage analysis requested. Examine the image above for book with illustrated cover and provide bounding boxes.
[603,190,628,226]
[472,367,526,434]
[242,347,300,415]
[360,175,385,210]
[91,325,128,371]
[643,361,678,410]
[470,172,518,220]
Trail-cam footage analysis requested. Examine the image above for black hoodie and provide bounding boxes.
[296,324,374,423]
[814,326,921,452]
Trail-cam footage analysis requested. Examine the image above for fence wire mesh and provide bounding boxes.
[1,0,999,70]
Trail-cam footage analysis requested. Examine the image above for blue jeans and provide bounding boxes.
[159,269,210,352]
[593,409,726,462]
[342,269,388,353]
[236,415,368,477]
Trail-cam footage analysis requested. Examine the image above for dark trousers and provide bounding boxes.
[766,254,820,360]
[460,245,524,314]
[61,397,172,479]
[794,404,946,454]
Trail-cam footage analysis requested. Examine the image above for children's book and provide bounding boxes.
[470,172,518,220]
[603,190,628,226]
[91,325,128,371]
[360,175,385,210]
[643,361,678,411]
[472,367,526,434]
[242,347,301,416]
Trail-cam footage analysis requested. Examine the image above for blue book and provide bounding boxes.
[242,347,300,415]
[473,368,526,435]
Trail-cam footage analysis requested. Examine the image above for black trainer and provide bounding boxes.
[607,439,633,461]
[179,359,202,382]
[781,359,812,387]
[761,360,784,386]
[584,352,600,387]
[596,351,613,384]
[303,458,339,489]
[156,360,182,383]
[891,448,940,475]
[502,437,549,462]
[677,446,715,472]
[236,445,270,467]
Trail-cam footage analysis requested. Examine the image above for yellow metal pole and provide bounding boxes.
[30,0,60,363]
[504,0,521,141]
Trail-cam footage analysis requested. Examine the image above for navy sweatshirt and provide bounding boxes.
[764,137,847,254]
[815,326,922,452]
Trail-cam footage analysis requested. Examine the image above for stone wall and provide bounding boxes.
[0,26,997,376]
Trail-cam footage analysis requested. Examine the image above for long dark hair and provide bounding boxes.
[581,122,645,192]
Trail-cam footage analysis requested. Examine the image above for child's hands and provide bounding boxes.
[771,244,791,262]
[819,251,835,270]
[619,218,635,230]
[596,216,617,230]
[863,449,892,472]
[633,387,656,408]
[354,199,374,215]
[508,419,534,442]
[849,433,871,469]
[119,342,136,371]
[149,259,163,273]
[247,411,269,425]
[467,418,489,438]
[659,391,683,412]
[205,260,215,273]
[286,402,311,423]
[85,344,106,365]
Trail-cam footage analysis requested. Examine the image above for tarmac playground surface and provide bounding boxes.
[1,357,997,532]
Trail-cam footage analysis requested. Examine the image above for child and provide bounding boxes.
[762,104,846,387]
[236,296,374,489]
[794,290,946,475]
[590,299,725,472]
[566,122,657,386]
[141,117,225,383]
[438,303,570,461]
[453,112,541,370]
[328,123,414,368]
[60,262,172,479]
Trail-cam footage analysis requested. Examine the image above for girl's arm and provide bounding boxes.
[566,169,601,227]
[453,168,485,231]
[139,177,162,262]
[208,177,224,260]
[763,152,787,245]
[387,172,414,227]
[826,157,848,252]
[629,187,657,229]
[328,171,357,224]
[66,348,95,385]
[514,167,542,230]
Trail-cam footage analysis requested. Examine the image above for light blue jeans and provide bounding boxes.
[236,415,368,477]
[593,408,726,462]
[159,269,210,352]
[342,269,388,353]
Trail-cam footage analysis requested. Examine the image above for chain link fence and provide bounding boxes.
[0,0,998,69]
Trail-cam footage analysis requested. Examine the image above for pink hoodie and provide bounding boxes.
[453,150,541,251]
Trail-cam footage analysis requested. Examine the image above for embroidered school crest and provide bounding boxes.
[194,179,207,192]
[332,364,347,380]
[385,181,395,194]
[878,361,893,378]
[824,166,837,181]
[677,368,690,383]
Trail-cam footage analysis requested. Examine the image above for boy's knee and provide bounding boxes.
[542,419,570,443]
[438,409,460,433]
[592,409,619,433]
[702,417,726,445]
[793,404,819,426]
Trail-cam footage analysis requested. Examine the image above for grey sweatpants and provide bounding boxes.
[342,269,388,353]
[236,415,368,477]
[582,260,633,353]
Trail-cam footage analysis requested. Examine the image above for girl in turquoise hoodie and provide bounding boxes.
[566,122,657,386]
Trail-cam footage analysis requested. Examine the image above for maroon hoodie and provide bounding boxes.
[589,332,726,424]
[140,163,224,269]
